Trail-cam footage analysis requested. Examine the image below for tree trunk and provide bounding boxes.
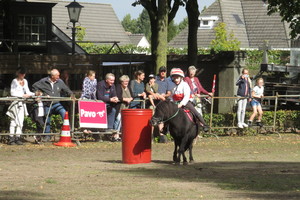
[150,19,158,73]
[155,0,169,74]
[186,0,200,66]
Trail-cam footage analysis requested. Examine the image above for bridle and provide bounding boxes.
[160,108,180,123]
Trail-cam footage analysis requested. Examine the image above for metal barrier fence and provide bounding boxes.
[0,97,146,139]
[0,94,299,140]
[0,97,76,137]
[208,94,300,137]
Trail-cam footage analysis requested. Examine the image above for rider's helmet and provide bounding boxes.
[170,68,184,78]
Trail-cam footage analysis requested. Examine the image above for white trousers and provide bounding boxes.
[237,98,247,124]
[9,105,25,137]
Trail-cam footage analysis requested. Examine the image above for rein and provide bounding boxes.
[161,108,180,123]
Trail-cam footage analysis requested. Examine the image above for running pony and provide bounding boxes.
[151,100,199,165]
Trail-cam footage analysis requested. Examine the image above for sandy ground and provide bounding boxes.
[0,134,299,200]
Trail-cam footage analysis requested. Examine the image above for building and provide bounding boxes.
[169,0,291,49]
[0,0,85,54]
[0,0,137,55]
[52,1,132,46]
[128,34,150,48]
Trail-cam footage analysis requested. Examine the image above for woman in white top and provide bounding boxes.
[248,78,264,127]
[170,68,209,132]
[6,67,34,145]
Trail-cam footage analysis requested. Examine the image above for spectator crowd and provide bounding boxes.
[5,65,264,145]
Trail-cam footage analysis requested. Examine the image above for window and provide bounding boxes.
[203,20,209,25]
[232,14,244,25]
[198,16,219,29]
[17,15,46,45]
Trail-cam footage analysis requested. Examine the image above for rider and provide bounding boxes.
[170,68,209,132]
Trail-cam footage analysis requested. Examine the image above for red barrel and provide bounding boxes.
[121,109,152,164]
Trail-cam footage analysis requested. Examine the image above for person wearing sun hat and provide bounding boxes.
[170,68,209,132]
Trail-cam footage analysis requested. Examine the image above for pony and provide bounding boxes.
[150,100,199,165]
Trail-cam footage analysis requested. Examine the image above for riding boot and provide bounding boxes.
[195,114,209,132]
[184,102,210,132]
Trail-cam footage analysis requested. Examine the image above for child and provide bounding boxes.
[236,68,252,129]
[169,68,209,132]
[248,78,264,127]
[145,74,159,108]
[29,90,45,143]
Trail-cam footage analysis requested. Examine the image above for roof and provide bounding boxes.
[26,0,59,3]
[169,0,290,49]
[51,1,131,45]
[128,34,150,47]
[241,0,289,48]
[169,0,222,48]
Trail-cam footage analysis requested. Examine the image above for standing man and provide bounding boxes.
[154,66,175,143]
[97,73,119,132]
[155,66,174,101]
[32,69,73,141]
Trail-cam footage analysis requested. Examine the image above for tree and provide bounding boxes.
[168,20,178,42]
[178,17,188,32]
[132,0,183,73]
[121,14,138,33]
[210,22,241,53]
[76,26,86,41]
[201,5,207,13]
[136,9,152,40]
[136,9,179,42]
[185,0,200,66]
[267,0,300,39]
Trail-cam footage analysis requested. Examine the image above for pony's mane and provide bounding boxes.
[155,100,176,119]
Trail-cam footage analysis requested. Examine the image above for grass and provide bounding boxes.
[44,178,58,184]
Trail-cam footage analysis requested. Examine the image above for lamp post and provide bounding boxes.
[66,0,83,55]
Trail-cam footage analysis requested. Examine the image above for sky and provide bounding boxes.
[77,0,216,23]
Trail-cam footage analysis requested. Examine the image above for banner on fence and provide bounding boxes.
[78,101,107,128]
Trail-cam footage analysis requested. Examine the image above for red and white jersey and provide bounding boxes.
[171,80,191,106]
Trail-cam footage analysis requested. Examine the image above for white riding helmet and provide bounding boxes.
[170,68,184,77]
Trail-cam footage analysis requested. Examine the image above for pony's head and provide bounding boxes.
[150,100,177,127]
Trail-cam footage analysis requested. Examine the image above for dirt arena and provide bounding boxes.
[0,134,299,200]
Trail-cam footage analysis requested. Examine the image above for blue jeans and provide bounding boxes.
[106,104,116,129]
[44,103,66,133]
[113,113,121,131]
[130,98,142,109]
[251,99,261,107]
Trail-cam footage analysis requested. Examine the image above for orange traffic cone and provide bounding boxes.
[54,112,76,147]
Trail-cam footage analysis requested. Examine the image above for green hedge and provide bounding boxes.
[78,44,290,72]
[203,110,300,135]
[1,110,299,135]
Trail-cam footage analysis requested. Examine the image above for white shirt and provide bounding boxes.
[171,80,191,106]
[252,86,264,97]
[10,78,34,97]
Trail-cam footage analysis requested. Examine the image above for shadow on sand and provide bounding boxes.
[0,190,51,200]
[109,160,300,199]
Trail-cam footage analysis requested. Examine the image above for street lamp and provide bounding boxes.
[66,0,84,55]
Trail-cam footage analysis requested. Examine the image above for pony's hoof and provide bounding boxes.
[174,161,180,165]
[189,160,195,164]
[183,161,189,165]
